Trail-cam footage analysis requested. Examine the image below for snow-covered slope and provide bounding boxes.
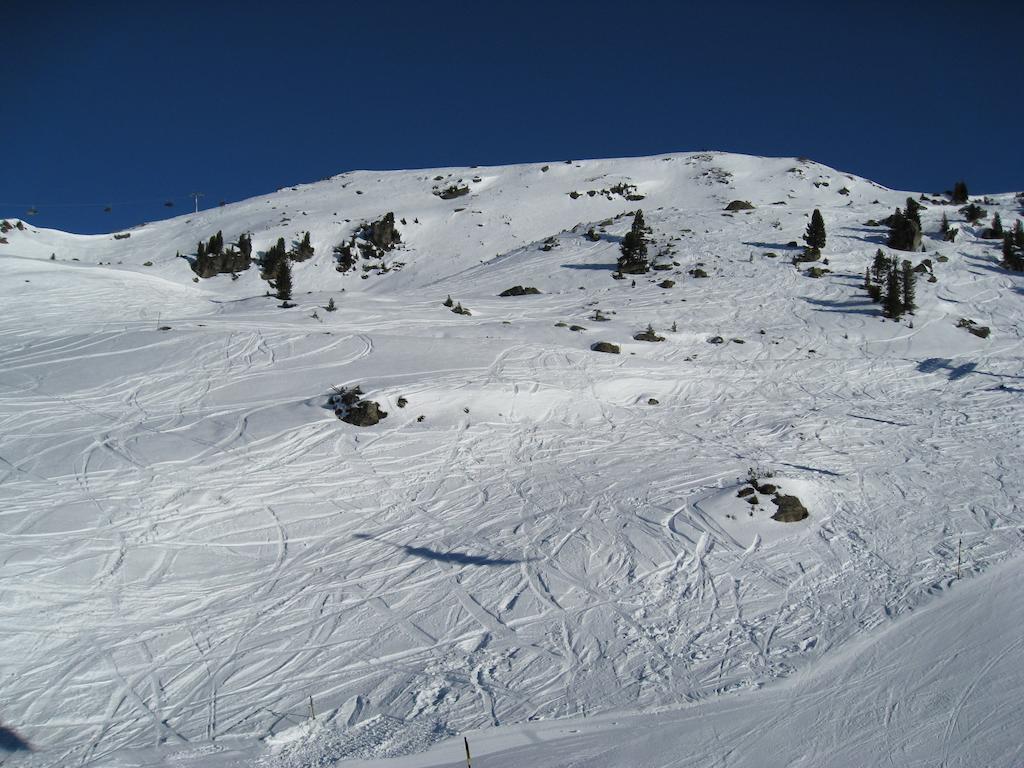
[1,152,1022,767]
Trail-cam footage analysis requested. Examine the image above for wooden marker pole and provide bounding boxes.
[309,695,315,719]
[956,537,962,580]
[464,736,472,768]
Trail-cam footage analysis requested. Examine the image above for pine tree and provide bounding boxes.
[804,209,826,250]
[296,231,314,259]
[197,240,207,259]
[1002,234,1015,268]
[884,264,903,319]
[864,266,872,290]
[940,211,950,236]
[325,297,337,312]
[905,198,922,231]
[238,233,252,259]
[900,260,916,313]
[990,212,1003,237]
[952,180,969,204]
[617,210,650,274]
[962,203,985,224]
[276,257,293,301]
[1015,220,1024,249]
[872,249,890,284]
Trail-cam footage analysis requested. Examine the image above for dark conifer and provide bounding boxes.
[990,212,1003,238]
[905,198,922,230]
[900,260,916,313]
[872,249,890,284]
[804,209,826,250]
[884,264,903,319]
[197,240,207,259]
[276,257,293,301]
[951,180,969,204]
[238,233,252,259]
[940,211,950,236]
[617,210,650,274]
[296,231,314,259]
[962,203,986,224]
[1015,220,1024,249]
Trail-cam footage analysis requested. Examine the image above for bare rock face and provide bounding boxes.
[328,386,388,427]
[368,212,401,251]
[498,286,542,297]
[591,342,620,354]
[771,494,809,523]
[725,200,755,211]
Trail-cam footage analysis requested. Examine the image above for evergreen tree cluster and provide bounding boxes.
[1002,220,1024,271]
[261,237,293,299]
[294,231,315,260]
[864,249,916,319]
[961,203,986,225]
[617,211,650,274]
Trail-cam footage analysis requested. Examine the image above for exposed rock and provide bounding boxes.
[328,386,388,427]
[737,486,756,498]
[771,494,809,523]
[437,185,470,200]
[957,318,991,338]
[367,212,401,251]
[591,342,620,354]
[745,495,759,505]
[647,398,659,405]
[756,483,777,495]
[725,200,755,211]
[499,285,541,297]
[690,268,709,278]
[707,336,725,344]
[658,279,675,289]
[633,327,665,342]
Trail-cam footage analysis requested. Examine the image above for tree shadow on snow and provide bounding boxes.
[741,240,801,250]
[353,533,530,566]
[918,357,1024,382]
[561,263,616,271]
[803,297,877,315]
[0,724,32,752]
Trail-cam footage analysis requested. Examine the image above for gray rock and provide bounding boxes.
[591,342,620,354]
[725,200,755,211]
[771,494,809,523]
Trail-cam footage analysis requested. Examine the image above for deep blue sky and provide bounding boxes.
[3,0,1021,234]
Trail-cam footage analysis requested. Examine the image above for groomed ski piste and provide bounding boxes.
[1,152,1021,767]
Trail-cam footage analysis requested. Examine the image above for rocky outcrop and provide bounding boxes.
[591,342,620,354]
[725,200,755,211]
[498,286,541,297]
[368,212,401,251]
[771,494,809,522]
[328,386,388,427]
